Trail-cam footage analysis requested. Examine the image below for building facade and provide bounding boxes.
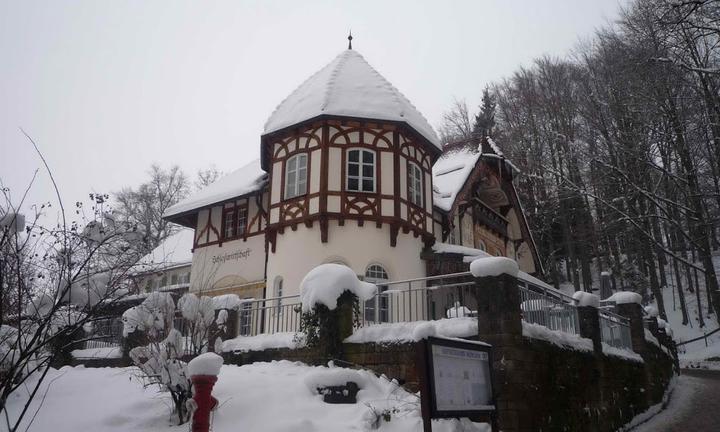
[163,47,542,309]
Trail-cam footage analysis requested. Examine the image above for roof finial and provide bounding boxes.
[347,30,353,50]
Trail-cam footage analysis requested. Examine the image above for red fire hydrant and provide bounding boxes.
[187,353,223,432]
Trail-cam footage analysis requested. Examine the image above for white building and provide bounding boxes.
[163,46,542,319]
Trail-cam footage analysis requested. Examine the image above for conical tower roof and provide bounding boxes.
[263,49,440,149]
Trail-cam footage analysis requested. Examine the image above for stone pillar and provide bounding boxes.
[475,273,522,341]
[577,306,602,354]
[475,273,524,432]
[616,303,646,353]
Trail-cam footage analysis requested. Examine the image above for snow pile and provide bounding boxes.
[345,318,479,344]
[3,362,490,432]
[432,147,482,211]
[164,159,267,218]
[212,294,245,310]
[601,343,644,363]
[572,291,600,308]
[605,291,643,305]
[222,332,306,353]
[469,256,519,278]
[264,49,441,149]
[299,264,377,313]
[188,352,224,377]
[522,322,594,352]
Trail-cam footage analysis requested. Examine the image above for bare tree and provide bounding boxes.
[1,135,146,431]
[114,164,189,252]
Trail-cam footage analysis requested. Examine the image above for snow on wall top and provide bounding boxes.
[164,159,267,218]
[263,49,441,150]
[432,146,481,212]
[133,228,194,274]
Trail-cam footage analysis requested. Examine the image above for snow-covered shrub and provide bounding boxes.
[124,292,220,425]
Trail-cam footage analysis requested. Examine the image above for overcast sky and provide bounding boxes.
[0,0,628,220]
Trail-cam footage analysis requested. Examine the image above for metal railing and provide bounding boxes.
[231,295,302,337]
[83,318,123,350]
[518,283,580,335]
[359,271,476,326]
[599,309,632,350]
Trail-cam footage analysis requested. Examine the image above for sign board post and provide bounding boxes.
[417,337,496,432]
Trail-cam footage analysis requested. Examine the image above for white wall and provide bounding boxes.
[266,220,426,298]
[190,235,266,292]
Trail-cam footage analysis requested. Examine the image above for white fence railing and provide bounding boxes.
[359,271,476,326]
[518,283,580,335]
[599,308,632,350]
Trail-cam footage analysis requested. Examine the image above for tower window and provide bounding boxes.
[346,149,375,193]
[408,162,423,207]
[285,154,308,199]
[364,264,389,323]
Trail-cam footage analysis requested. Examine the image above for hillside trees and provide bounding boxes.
[439,0,720,327]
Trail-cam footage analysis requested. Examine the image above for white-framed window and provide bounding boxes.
[346,149,375,193]
[408,162,423,207]
[285,154,308,199]
[239,302,252,336]
[364,264,389,323]
[224,209,236,239]
[237,206,248,235]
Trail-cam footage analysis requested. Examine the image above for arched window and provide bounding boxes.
[346,149,375,192]
[274,276,284,315]
[408,162,423,207]
[364,264,389,323]
[477,240,487,252]
[285,154,307,199]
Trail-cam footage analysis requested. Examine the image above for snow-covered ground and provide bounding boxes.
[4,362,490,432]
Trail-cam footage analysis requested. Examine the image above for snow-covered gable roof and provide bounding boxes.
[263,49,441,150]
[432,146,481,212]
[164,159,267,218]
[133,228,194,275]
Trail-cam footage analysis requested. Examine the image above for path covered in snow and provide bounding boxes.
[629,370,720,431]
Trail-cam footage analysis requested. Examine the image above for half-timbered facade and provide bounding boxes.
[163,46,542,309]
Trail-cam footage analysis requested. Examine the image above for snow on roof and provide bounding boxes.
[164,159,267,218]
[264,49,441,150]
[431,146,481,212]
[133,228,194,274]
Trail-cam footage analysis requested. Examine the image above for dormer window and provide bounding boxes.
[347,149,375,193]
[408,162,423,207]
[285,154,307,199]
